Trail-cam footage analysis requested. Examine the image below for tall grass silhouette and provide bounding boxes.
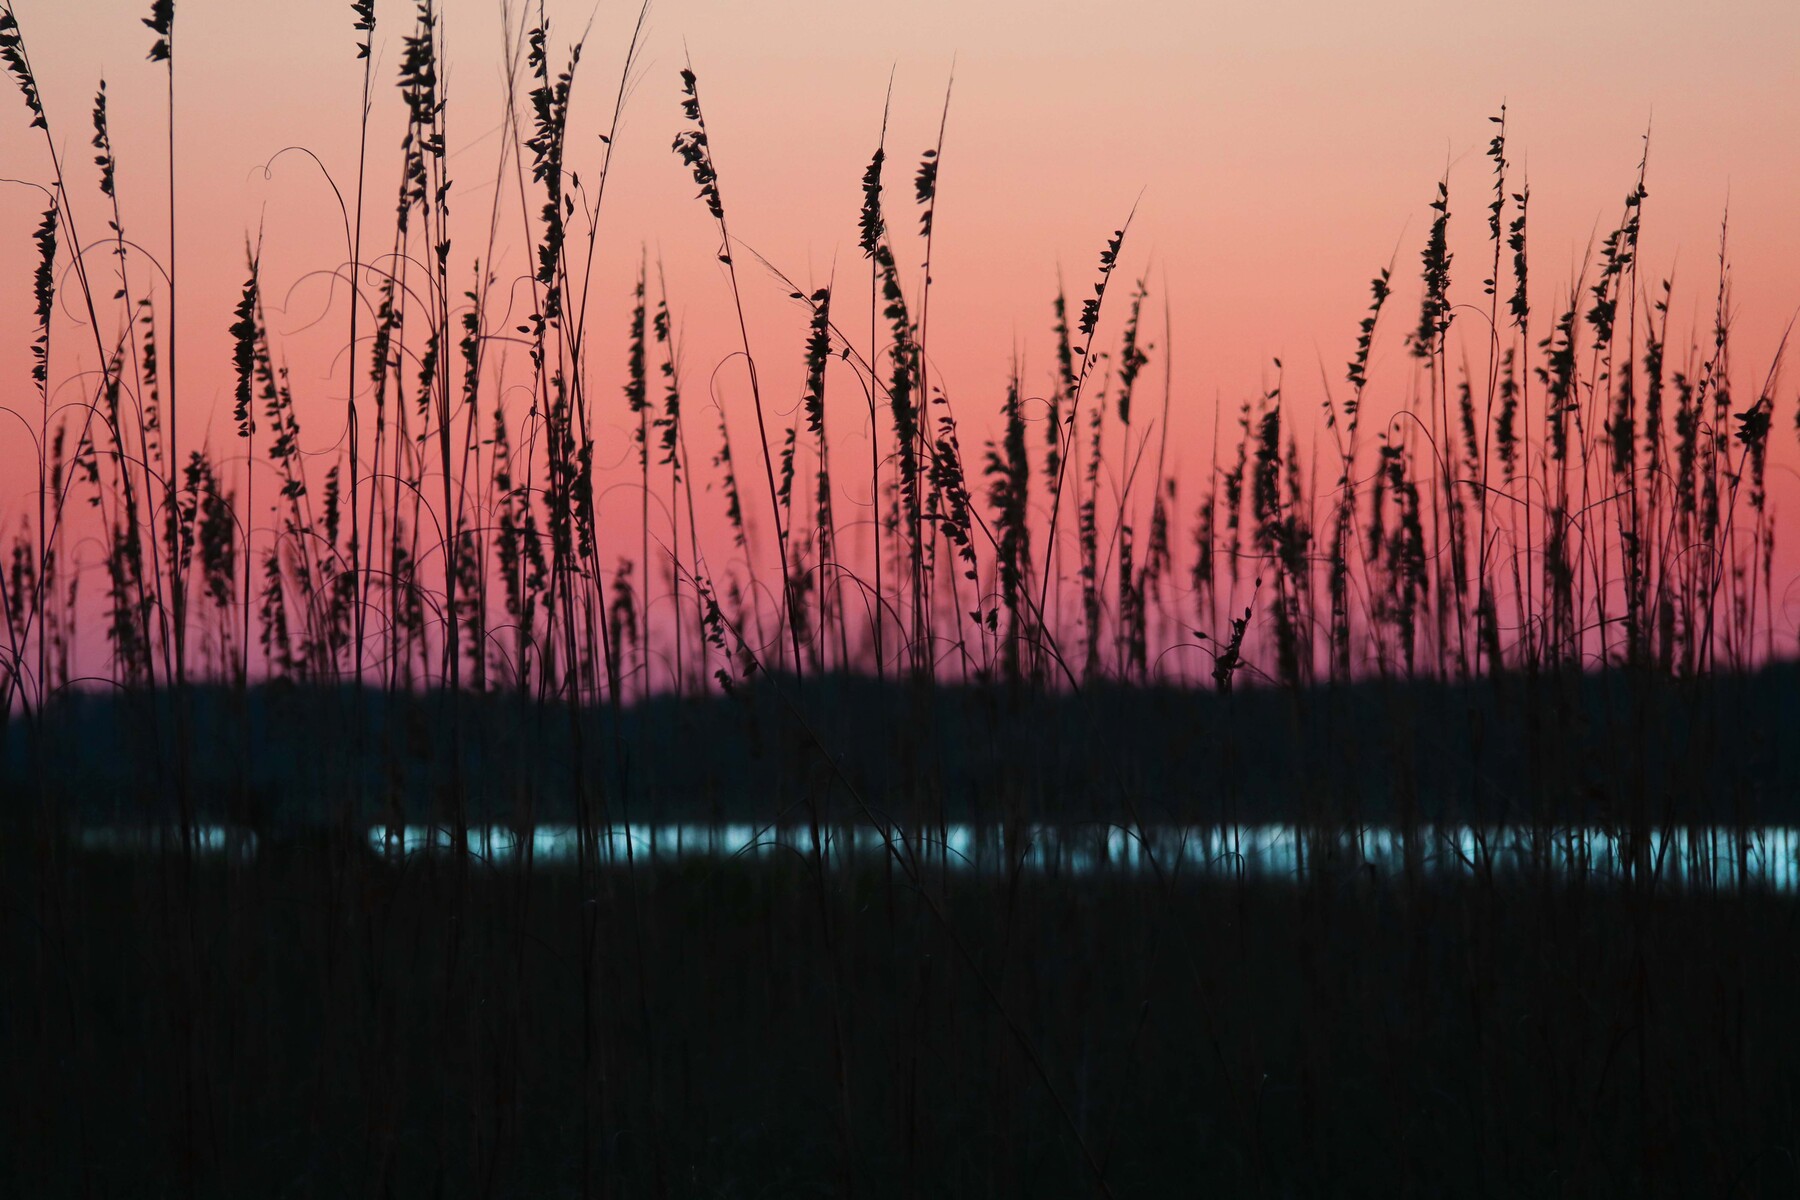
[11,25,1770,711]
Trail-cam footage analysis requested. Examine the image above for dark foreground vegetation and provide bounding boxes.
[6,843,1798,1198]
[6,665,1800,1197]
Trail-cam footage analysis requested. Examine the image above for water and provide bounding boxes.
[70,820,1800,891]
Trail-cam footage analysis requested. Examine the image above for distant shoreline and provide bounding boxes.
[9,663,1793,827]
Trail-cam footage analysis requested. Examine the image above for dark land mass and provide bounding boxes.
[5,842,1797,1196]
[5,663,1797,826]
[5,669,1798,1196]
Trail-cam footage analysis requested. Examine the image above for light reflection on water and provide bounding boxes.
[70,821,1800,891]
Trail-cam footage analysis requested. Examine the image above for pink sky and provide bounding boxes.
[3,0,1800,670]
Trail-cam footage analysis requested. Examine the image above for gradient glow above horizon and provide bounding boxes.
[4,0,1800,644]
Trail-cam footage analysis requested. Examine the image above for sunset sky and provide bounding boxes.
[4,0,1800,654]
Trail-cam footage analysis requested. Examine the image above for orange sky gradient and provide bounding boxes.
[3,0,1800,669]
